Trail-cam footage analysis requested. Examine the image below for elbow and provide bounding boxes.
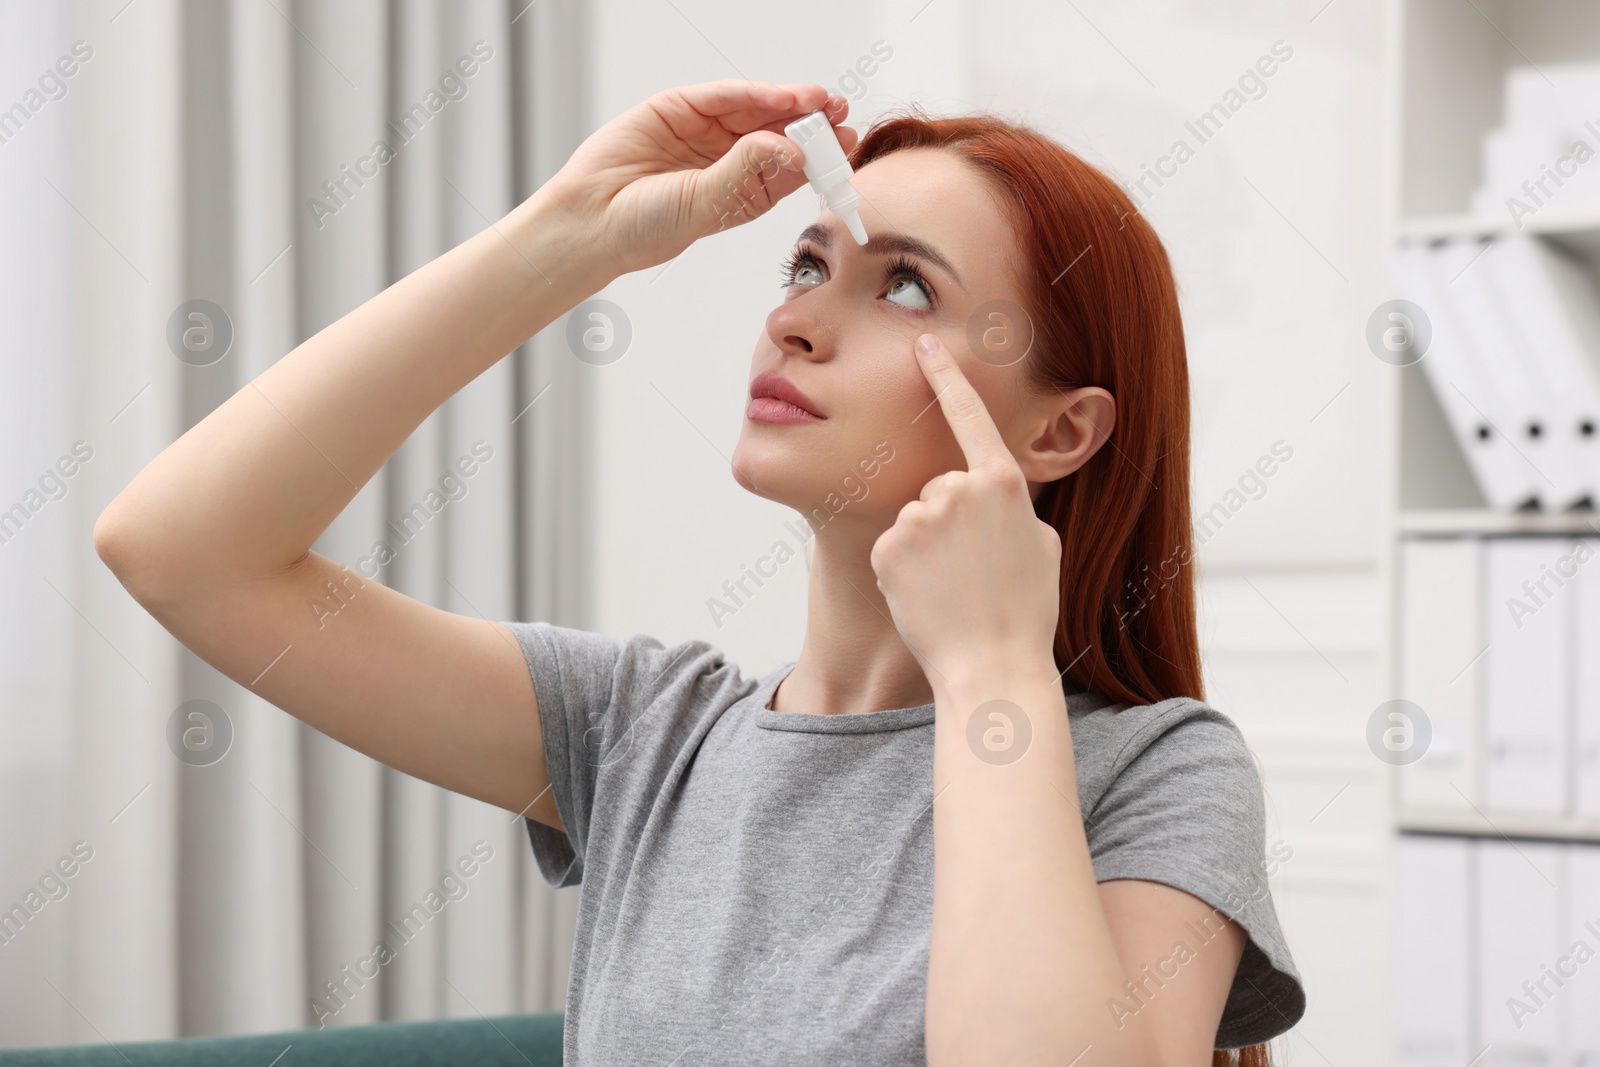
[93,498,178,605]
[95,494,302,605]
[92,499,136,581]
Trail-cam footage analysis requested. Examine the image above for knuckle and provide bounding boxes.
[966,463,1017,499]
[983,463,1027,496]
[948,391,984,422]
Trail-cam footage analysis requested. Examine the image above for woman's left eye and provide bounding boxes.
[884,273,932,310]
[880,255,936,311]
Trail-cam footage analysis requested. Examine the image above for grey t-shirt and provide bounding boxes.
[503,621,1306,1063]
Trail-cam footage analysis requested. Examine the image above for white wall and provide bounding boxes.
[575,0,1394,1062]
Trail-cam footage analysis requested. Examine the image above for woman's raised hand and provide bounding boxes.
[542,80,857,277]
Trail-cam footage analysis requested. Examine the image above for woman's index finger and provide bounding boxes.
[912,333,1017,476]
[669,80,832,134]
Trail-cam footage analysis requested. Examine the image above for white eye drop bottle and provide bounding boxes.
[783,111,868,245]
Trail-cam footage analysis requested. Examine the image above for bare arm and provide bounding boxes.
[925,662,1242,1067]
[886,334,1240,1064]
[94,80,853,825]
[94,188,609,822]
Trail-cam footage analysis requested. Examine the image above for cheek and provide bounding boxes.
[870,368,1026,503]
[847,363,949,461]
[858,415,967,513]
[868,446,951,512]
[782,374,928,514]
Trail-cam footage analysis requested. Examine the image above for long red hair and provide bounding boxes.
[849,107,1275,1067]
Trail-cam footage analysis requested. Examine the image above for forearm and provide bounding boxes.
[96,190,613,589]
[924,655,1161,1067]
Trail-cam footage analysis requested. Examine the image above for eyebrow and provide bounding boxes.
[794,221,967,292]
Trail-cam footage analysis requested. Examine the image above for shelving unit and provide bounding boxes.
[1388,0,1600,844]
[1398,508,1600,537]
[1398,207,1600,255]
[1400,806,1600,844]
[1383,8,1600,1063]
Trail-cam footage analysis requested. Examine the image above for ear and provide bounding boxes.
[1014,385,1116,486]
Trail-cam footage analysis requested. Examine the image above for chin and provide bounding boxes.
[732,427,911,531]
[729,432,807,504]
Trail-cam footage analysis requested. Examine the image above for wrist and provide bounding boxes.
[930,648,1063,711]
[503,186,621,303]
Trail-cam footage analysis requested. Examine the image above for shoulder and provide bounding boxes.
[503,621,755,757]
[1068,691,1260,819]
[1067,691,1268,913]
[504,620,737,698]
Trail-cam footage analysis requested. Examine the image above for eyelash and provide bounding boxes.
[777,242,938,312]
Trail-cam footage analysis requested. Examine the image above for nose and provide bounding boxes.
[762,291,828,360]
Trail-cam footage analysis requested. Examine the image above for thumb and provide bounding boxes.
[696,131,808,236]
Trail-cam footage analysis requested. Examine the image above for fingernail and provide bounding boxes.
[916,334,939,357]
[773,147,792,167]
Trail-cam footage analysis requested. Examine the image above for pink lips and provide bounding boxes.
[747,372,825,424]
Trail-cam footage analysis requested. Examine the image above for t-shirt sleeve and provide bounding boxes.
[499,620,722,890]
[1081,700,1307,1049]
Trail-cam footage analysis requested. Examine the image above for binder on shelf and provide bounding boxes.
[1482,538,1572,814]
[1502,61,1600,144]
[1389,244,1540,511]
[1471,127,1568,219]
[1430,237,1586,511]
[1578,537,1600,817]
[1398,537,1485,813]
[1476,840,1564,1064]
[1396,835,1473,1067]
[1473,62,1600,216]
[1566,845,1600,1061]
[1477,234,1600,509]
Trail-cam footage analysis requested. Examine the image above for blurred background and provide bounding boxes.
[3,0,1598,1062]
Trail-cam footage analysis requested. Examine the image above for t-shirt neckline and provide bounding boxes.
[751,658,1096,734]
[752,661,937,733]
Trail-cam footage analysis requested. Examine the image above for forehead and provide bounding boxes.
[839,146,1025,300]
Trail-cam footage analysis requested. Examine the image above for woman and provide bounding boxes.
[96,80,1305,1065]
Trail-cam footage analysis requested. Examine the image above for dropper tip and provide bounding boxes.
[842,209,868,246]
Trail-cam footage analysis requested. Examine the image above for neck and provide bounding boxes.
[769,511,935,716]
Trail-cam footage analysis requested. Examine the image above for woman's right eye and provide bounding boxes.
[778,247,823,289]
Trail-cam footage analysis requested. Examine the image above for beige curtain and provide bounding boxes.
[0,0,593,1046]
